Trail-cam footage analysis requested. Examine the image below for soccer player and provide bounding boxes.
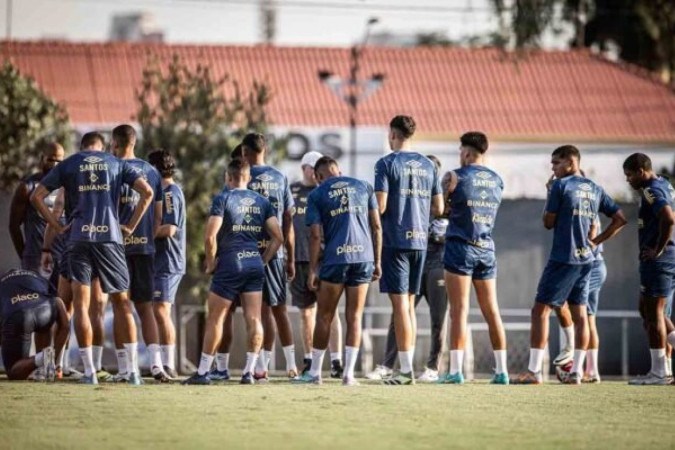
[294,156,382,385]
[149,150,186,379]
[112,125,169,382]
[31,131,154,385]
[242,133,298,379]
[514,145,626,385]
[623,153,675,385]
[182,158,283,385]
[0,269,69,380]
[375,115,443,385]
[290,151,344,377]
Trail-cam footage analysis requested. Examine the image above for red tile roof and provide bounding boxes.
[2,41,674,142]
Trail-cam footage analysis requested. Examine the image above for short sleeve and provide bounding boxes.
[374,158,388,193]
[305,191,321,226]
[598,188,620,217]
[41,164,64,192]
[263,198,275,221]
[643,187,669,216]
[283,178,294,211]
[545,179,563,214]
[367,183,378,211]
[121,161,142,187]
[163,187,182,226]
[153,171,163,202]
[431,163,442,196]
[209,194,226,217]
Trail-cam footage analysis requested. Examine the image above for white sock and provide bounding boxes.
[528,348,546,374]
[116,349,128,375]
[283,345,297,371]
[244,352,259,374]
[304,352,312,360]
[571,350,587,374]
[161,345,175,370]
[398,351,414,374]
[344,346,359,379]
[309,348,326,377]
[63,347,71,370]
[35,351,45,368]
[57,347,65,368]
[650,348,666,377]
[197,352,214,376]
[92,345,103,371]
[493,350,507,375]
[148,344,163,373]
[124,343,138,375]
[216,353,230,372]
[585,349,598,376]
[561,325,574,351]
[667,358,673,377]
[668,331,675,348]
[79,347,95,377]
[450,350,464,375]
[256,350,271,372]
[330,352,342,362]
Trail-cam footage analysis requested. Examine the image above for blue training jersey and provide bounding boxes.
[638,176,675,258]
[40,150,141,244]
[155,183,186,275]
[118,158,163,255]
[247,165,294,259]
[374,151,441,250]
[445,165,504,251]
[0,269,52,322]
[545,175,619,265]
[306,176,378,266]
[209,188,275,268]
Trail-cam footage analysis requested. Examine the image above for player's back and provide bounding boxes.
[155,183,187,275]
[375,151,440,250]
[446,165,503,251]
[248,165,293,258]
[638,176,675,252]
[290,181,315,263]
[0,269,51,320]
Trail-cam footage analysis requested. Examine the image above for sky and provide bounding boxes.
[3,0,557,48]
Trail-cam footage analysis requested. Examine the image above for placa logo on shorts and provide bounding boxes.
[406,160,423,168]
[124,236,148,246]
[240,197,256,207]
[331,181,349,189]
[82,224,109,233]
[476,171,492,180]
[11,293,39,304]
[237,250,259,260]
[256,174,274,182]
[336,244,364,255]
[84,156,103,164]
[406,230,427,240]
[579,183,592,192]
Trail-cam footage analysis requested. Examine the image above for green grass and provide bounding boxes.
[0,378,674,449]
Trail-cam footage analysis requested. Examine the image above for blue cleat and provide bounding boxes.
[292,372,322,385]
[79,374,99,385]
[128,372,145,386]
[181,372,212,385]
[437,372,464,384]
[210,368,231,381]
[240,372,255,385]
[490,372,510,385]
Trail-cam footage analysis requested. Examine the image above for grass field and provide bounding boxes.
[1,378,674,449]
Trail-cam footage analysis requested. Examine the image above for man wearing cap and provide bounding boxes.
[291,151,344,377]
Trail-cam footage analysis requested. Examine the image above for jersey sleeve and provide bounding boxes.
[209,194,226,217]
[305,191,321,226]
[121,161,142,187]
[431,163,442,196]
[153,171,163,203]
[598,188,620,217]
[40,164,64,191]
[545,179,563,214]
[367,183,378,211]
[374,158,388,193]
[283,177,294,211]
[163,187,182,226]
[263,198,275,221]
[643,186,670,216]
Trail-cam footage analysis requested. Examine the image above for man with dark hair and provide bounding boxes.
[183,158,283,385]
[623,153,675,385]
[79,131,106,151]
[111,124,168,382]
[31,127,154,385]
[242,132,299,380]
[148,149,186,379]
[374,115,443,385]
[294,156,381,385]
[514,145,626,384]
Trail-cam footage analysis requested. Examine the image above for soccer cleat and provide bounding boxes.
[240,372,255,385]
[511,371,543,385]
[127,372,145,386]
[418,368,439,383]
[292,372,322,385]
[153,370,172,384]
[253,371,269,383]
[96,370,114,382]
[555,361,573,383]
[288,369,299,379]
[112,372,130,383]
[553,348,574,366]
[383,372,415,385]
[437,372,464,385]
[582,374,601,384]
[78,374,99,385]
[44,347,56,382]
[628,372,668,386]
[561,371,582,385]
[181,372,211,385]
[164,366,179,379]
[330,360,344,379]
[57,367,83,380]
[209,368,231,381]
[490,372,510,385]
[365,365,393,380]
[342,376,359,387]
[301,358,312,376]
[30,369,45,382]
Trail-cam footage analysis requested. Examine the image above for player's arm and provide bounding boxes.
[152,199,163,239]
[642,204,675,261]
[542,179,562,230]
[263,216,283,265]
[591,210,627,247]
[156,223,177,238]
[9,181,30,257]
[308,224,322,291]
[441,171,457,218]
[369,208,383,281]
[30,184,67,234]
[156,189,180,238]
[203,215,222,274]
[431,194,444,218]
[374,159,389,215]
[283,208,296,281]
[122,178,153,235]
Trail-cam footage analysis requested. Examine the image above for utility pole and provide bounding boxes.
[6,0,12,40]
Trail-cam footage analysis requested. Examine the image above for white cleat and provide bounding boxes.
[342,377,360,387]
[628,372,668,386]
[417,368,439,383]
[553,348,574,366]
[365,365,393,380]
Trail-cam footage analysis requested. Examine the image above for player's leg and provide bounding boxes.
[211,303,236,380]
[585,260,606,382]
[89,278,110,380]
[566,303,589,384]
[152,274,181,379]
[443,270,471,383]
[267,259,297,377]
[422,267,448,382]
[342,280,369,385]
[239,291,264,384]
[2,308,50,380]
[473,277,509,384]
[256,303,276,380]
[299,304,316,374]
[366,314,396,380]
[664,289,674,379]
[553,304,574,366]
[328,311,343,378]
[291,262,317,375]
[70,276,95,382]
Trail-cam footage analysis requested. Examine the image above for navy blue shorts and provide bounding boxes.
[126,254,155,302]
[535,261,592,307]
[443,238,497,280]
[379,248,426,295]
[211,262,264,302]
[587,259,607,316]
[153,273,183,304]
[69,242,129,294]
[320,262,374,287]
[639,251,675,299]
[291,263,317,309]
[1,300,56,372]
[263,258,287,307]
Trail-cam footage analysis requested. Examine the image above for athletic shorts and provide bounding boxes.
[263,258,287,307]
[639,250,675,299]
[1,299,56,372]
[535,260,592,308]
[291,262,316,309]
[379,248,426,295]
[126,254,155,302]
[153,273,183,304]
[587,259,607,316]
[443,238,497,280]
[320,262,374,287]
[69,242,129,294]
[211,262,264,302]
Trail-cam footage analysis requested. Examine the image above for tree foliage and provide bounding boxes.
[135,54,277,299]
[0,61,70,190]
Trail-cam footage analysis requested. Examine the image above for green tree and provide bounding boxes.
[0,61,70,190]
[135,54,279,300]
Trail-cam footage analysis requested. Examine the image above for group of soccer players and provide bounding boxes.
[1,113,674,386]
